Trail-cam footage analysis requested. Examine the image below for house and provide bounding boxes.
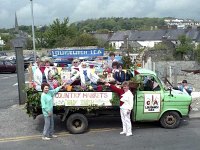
[109,30,166,50]
[129,30,166,48]
[109,30,132,49]
[108,29,200,50]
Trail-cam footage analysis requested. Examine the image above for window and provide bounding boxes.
[141,75,160,91]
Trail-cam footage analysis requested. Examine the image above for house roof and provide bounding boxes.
[165,29,186,40]
[129,30,166,41]
[109,30,132,41]
[109,29,200,42]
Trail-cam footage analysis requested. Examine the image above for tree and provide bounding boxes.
[153,42,168,50]
[175,35,194,60]
[43,18,76,48]
[0,34,14,50]
[73,33,98,46]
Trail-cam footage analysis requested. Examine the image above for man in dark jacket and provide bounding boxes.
[114,64,125,84]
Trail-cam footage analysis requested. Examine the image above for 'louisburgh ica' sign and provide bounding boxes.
[51,48,104,58]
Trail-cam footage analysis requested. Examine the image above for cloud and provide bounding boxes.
[0,0,200,28]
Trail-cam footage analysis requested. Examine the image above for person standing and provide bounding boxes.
[34,60,45,91]
[107,52,118,69]
[40,82,65,140]
[105,81,134,136]
[178,80,193,95]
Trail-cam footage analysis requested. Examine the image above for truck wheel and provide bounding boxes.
[160,111,181,129]
[66,113,88,134]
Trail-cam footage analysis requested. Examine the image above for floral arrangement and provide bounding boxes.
[25,87,42,119]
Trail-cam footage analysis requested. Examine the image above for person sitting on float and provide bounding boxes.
[69,59,81,85]
[125,69,133,81]
[44,58,52,83]
[114,63,126,84]
[112,61,119,74]
[79,62,103,90]
[47,69,59,90]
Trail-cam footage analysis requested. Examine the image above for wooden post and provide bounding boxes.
[28,63,33,88]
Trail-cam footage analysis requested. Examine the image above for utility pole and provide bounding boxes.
[30,0,36,62]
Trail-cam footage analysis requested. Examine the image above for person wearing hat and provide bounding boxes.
[67,59,81,84]
[79,62,104,89]
[178,80,193,95]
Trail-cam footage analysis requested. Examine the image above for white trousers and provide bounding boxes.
[120,108,132,134]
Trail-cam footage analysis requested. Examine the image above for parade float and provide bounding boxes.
[25,48,192,134]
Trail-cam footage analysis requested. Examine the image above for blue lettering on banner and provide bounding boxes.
[51,48,104,58]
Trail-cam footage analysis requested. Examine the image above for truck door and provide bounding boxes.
[134,75,164,121]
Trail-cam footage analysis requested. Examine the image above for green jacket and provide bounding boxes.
[41,87,61,117]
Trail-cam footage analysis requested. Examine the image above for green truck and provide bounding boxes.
[26,68,192,134]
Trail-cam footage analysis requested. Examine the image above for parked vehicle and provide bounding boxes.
[53,57,73,67]
[24,55,37,69]
[0,52,7,59]
[26,68,192,134]
[0,59,16,73]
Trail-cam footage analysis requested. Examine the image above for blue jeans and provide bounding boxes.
[43,115,54,137]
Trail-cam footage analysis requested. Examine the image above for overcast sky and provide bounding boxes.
[0,0,200,28]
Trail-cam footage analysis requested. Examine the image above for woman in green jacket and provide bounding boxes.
[40,82,65,140]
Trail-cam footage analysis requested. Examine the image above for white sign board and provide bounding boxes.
[53,92,113,106]
[144,94,161,112]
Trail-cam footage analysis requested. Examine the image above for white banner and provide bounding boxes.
[144,94,161,112]
[53,92,113,106]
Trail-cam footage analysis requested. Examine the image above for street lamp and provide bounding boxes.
[30,0,36,62]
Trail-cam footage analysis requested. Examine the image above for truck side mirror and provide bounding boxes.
[168,87,173,97]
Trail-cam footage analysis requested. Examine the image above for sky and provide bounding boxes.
[0,0,200,29]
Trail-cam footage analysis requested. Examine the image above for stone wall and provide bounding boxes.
[153,61,200,78]
[144,49,175,61]
[143,49,200,77]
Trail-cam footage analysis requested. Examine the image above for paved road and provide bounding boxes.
[0,72,200,150]
[0,72,29,108]
[0,116,200,150]
[0,73,19,108]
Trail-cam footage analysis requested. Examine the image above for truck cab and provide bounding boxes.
[133,68,192,128]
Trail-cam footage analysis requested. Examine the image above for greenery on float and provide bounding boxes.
[25,85,115,118]
[110,93,120,106]
[25,87,41,118]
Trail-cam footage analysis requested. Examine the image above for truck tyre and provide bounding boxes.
[66,113,88,134]
[160,111,181,129]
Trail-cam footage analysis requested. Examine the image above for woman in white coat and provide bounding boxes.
[105,81,134,136]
